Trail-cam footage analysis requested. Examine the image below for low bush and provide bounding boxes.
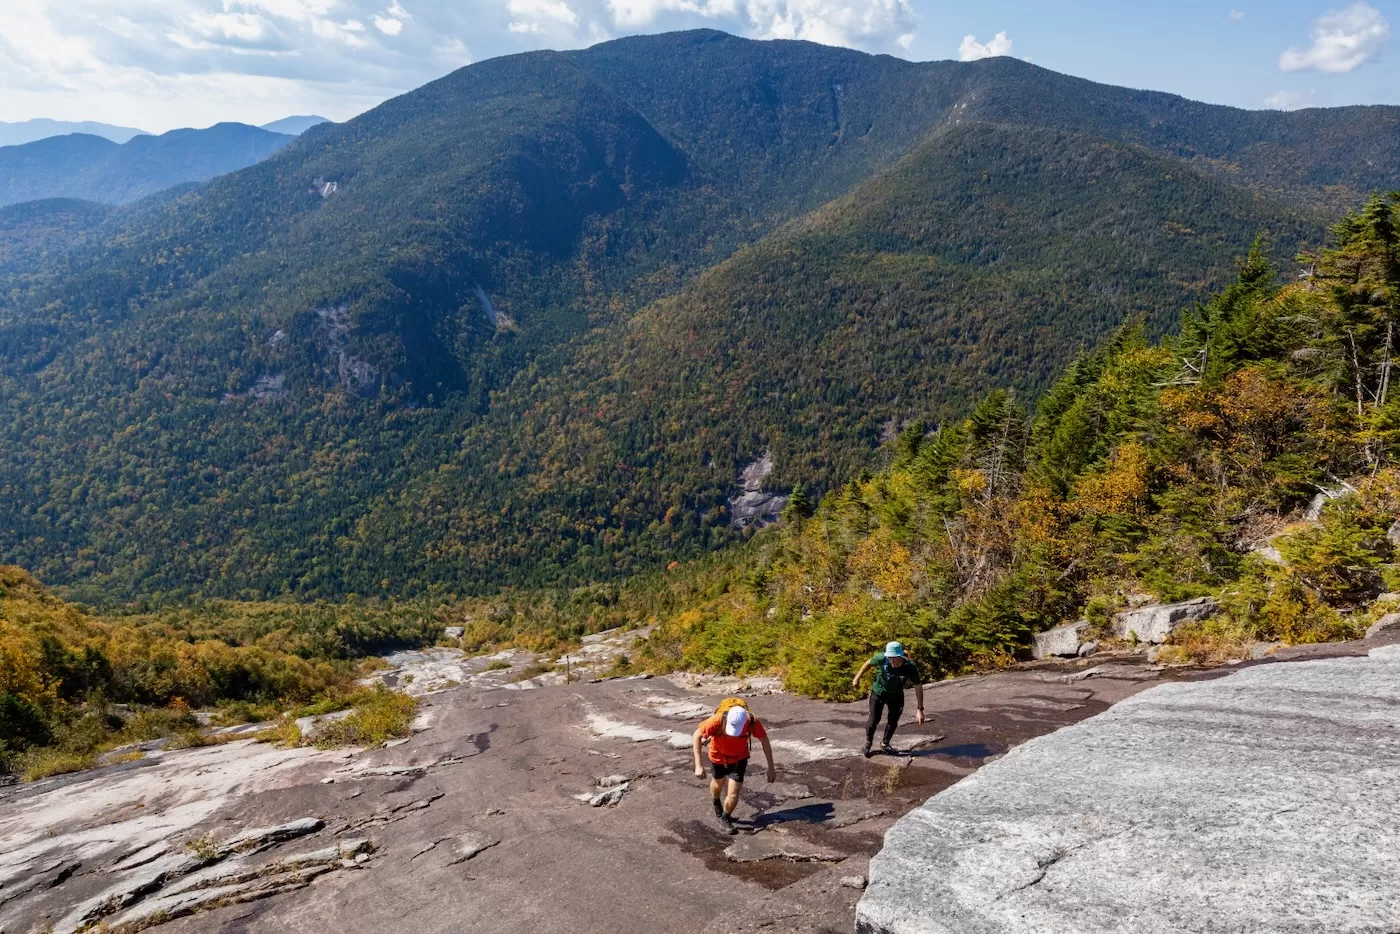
[313,688,418,749]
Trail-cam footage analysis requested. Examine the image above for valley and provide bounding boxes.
[3,31,1394,603]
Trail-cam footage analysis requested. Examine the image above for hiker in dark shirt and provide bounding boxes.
[851,641,925,757]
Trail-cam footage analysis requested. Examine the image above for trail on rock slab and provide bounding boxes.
[858,640,1400,934]
[2,645,1223,934]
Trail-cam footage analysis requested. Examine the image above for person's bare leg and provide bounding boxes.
[722,777,742,816]
[710,776,725,812]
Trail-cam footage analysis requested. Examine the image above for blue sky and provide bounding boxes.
[0,0,1393,131]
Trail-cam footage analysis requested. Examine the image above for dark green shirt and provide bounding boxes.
[869,654,921,699]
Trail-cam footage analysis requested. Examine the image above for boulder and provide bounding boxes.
[1111,596,1218,644]
[1076,640,1099,657]
[856,645,1400,934]
[1032,621,1090,659]
[443,626,465,640]
[1366,612,1400,639]
[1388,520,1400,547]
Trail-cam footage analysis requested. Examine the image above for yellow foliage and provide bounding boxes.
[846,529,916,602]
[1072,441,1150,516]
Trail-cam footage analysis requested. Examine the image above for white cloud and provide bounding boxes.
[958,31,1012,62]
[1264,89,1311,109]
[604,0,915,51]
[508,0,580,33]
[1230,9,1245,22]
[0,0,482,129]
[1279,2,1389,73]
[373,1,410,34]
[0,0,921,132]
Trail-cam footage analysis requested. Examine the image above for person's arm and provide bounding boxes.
[692,725,707,778]
[851,658,873,690]
[759,732,776,783]
[914,681,926,725]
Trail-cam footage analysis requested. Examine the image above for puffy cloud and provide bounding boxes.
[604,0,915,51]
[0,0,919,131]
[958,31,1012,62]
[508,0,580,33]
[1279,2,1389,73]
[0,0,478,129]
[1264,89,1311,109]
[373,0,410,34]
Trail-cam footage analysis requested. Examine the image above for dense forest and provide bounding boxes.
[5,193,1398,778]
[630,194,1400,697]
[0,566,438,779]
[2,31,1398,605]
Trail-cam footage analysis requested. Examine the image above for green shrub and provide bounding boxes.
[313,688,417,749]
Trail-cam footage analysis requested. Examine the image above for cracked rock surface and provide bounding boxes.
[857,643,1400,934]
[15,627,1373,934]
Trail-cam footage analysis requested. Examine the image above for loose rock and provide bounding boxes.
[1111,596,1217,644]
[1032,620,1090,659]
[725,833,847,863]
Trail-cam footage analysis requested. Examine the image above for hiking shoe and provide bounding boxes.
[712,798,725,819]
[861,742,873,759]
[720,813,738,835]
[880,742,896,755]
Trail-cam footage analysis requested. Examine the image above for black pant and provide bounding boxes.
[866,691,904,746]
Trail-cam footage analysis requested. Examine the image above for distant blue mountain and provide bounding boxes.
[260,115,331,135]
[0,119,149,147]
[0,123,293,207]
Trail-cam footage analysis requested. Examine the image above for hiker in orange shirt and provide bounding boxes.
[692,698,776,834]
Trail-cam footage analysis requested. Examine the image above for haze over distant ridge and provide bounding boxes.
[0,119,148,147]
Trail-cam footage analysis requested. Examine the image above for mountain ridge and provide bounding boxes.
[0,122,293,208]
[0,29,1395,603]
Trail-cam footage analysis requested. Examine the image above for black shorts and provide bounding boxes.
[711,758,749,783]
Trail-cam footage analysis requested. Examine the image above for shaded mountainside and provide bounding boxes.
[0,123,292,207]
[0,199,113,289]
[1,29,1398,603]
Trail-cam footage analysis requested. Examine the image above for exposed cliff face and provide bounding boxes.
[730,452,788,528]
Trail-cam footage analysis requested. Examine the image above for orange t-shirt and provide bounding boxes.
[698,712,767,764]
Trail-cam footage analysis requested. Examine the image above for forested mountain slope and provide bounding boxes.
[1,30,1396,603]
[638,195,1400,697]
[0,123,292,207]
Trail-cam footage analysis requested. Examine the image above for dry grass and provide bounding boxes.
[1155,618,1256,665]
[249,718,303,747]
[20,749,96,782]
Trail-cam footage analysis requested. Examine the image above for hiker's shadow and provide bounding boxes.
[903,742,1003,760]
[748,802,835,830]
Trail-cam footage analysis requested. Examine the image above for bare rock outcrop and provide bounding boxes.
[857,645,1400,934]
[1111,596,1217,644]
[1031,620,1090,659]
